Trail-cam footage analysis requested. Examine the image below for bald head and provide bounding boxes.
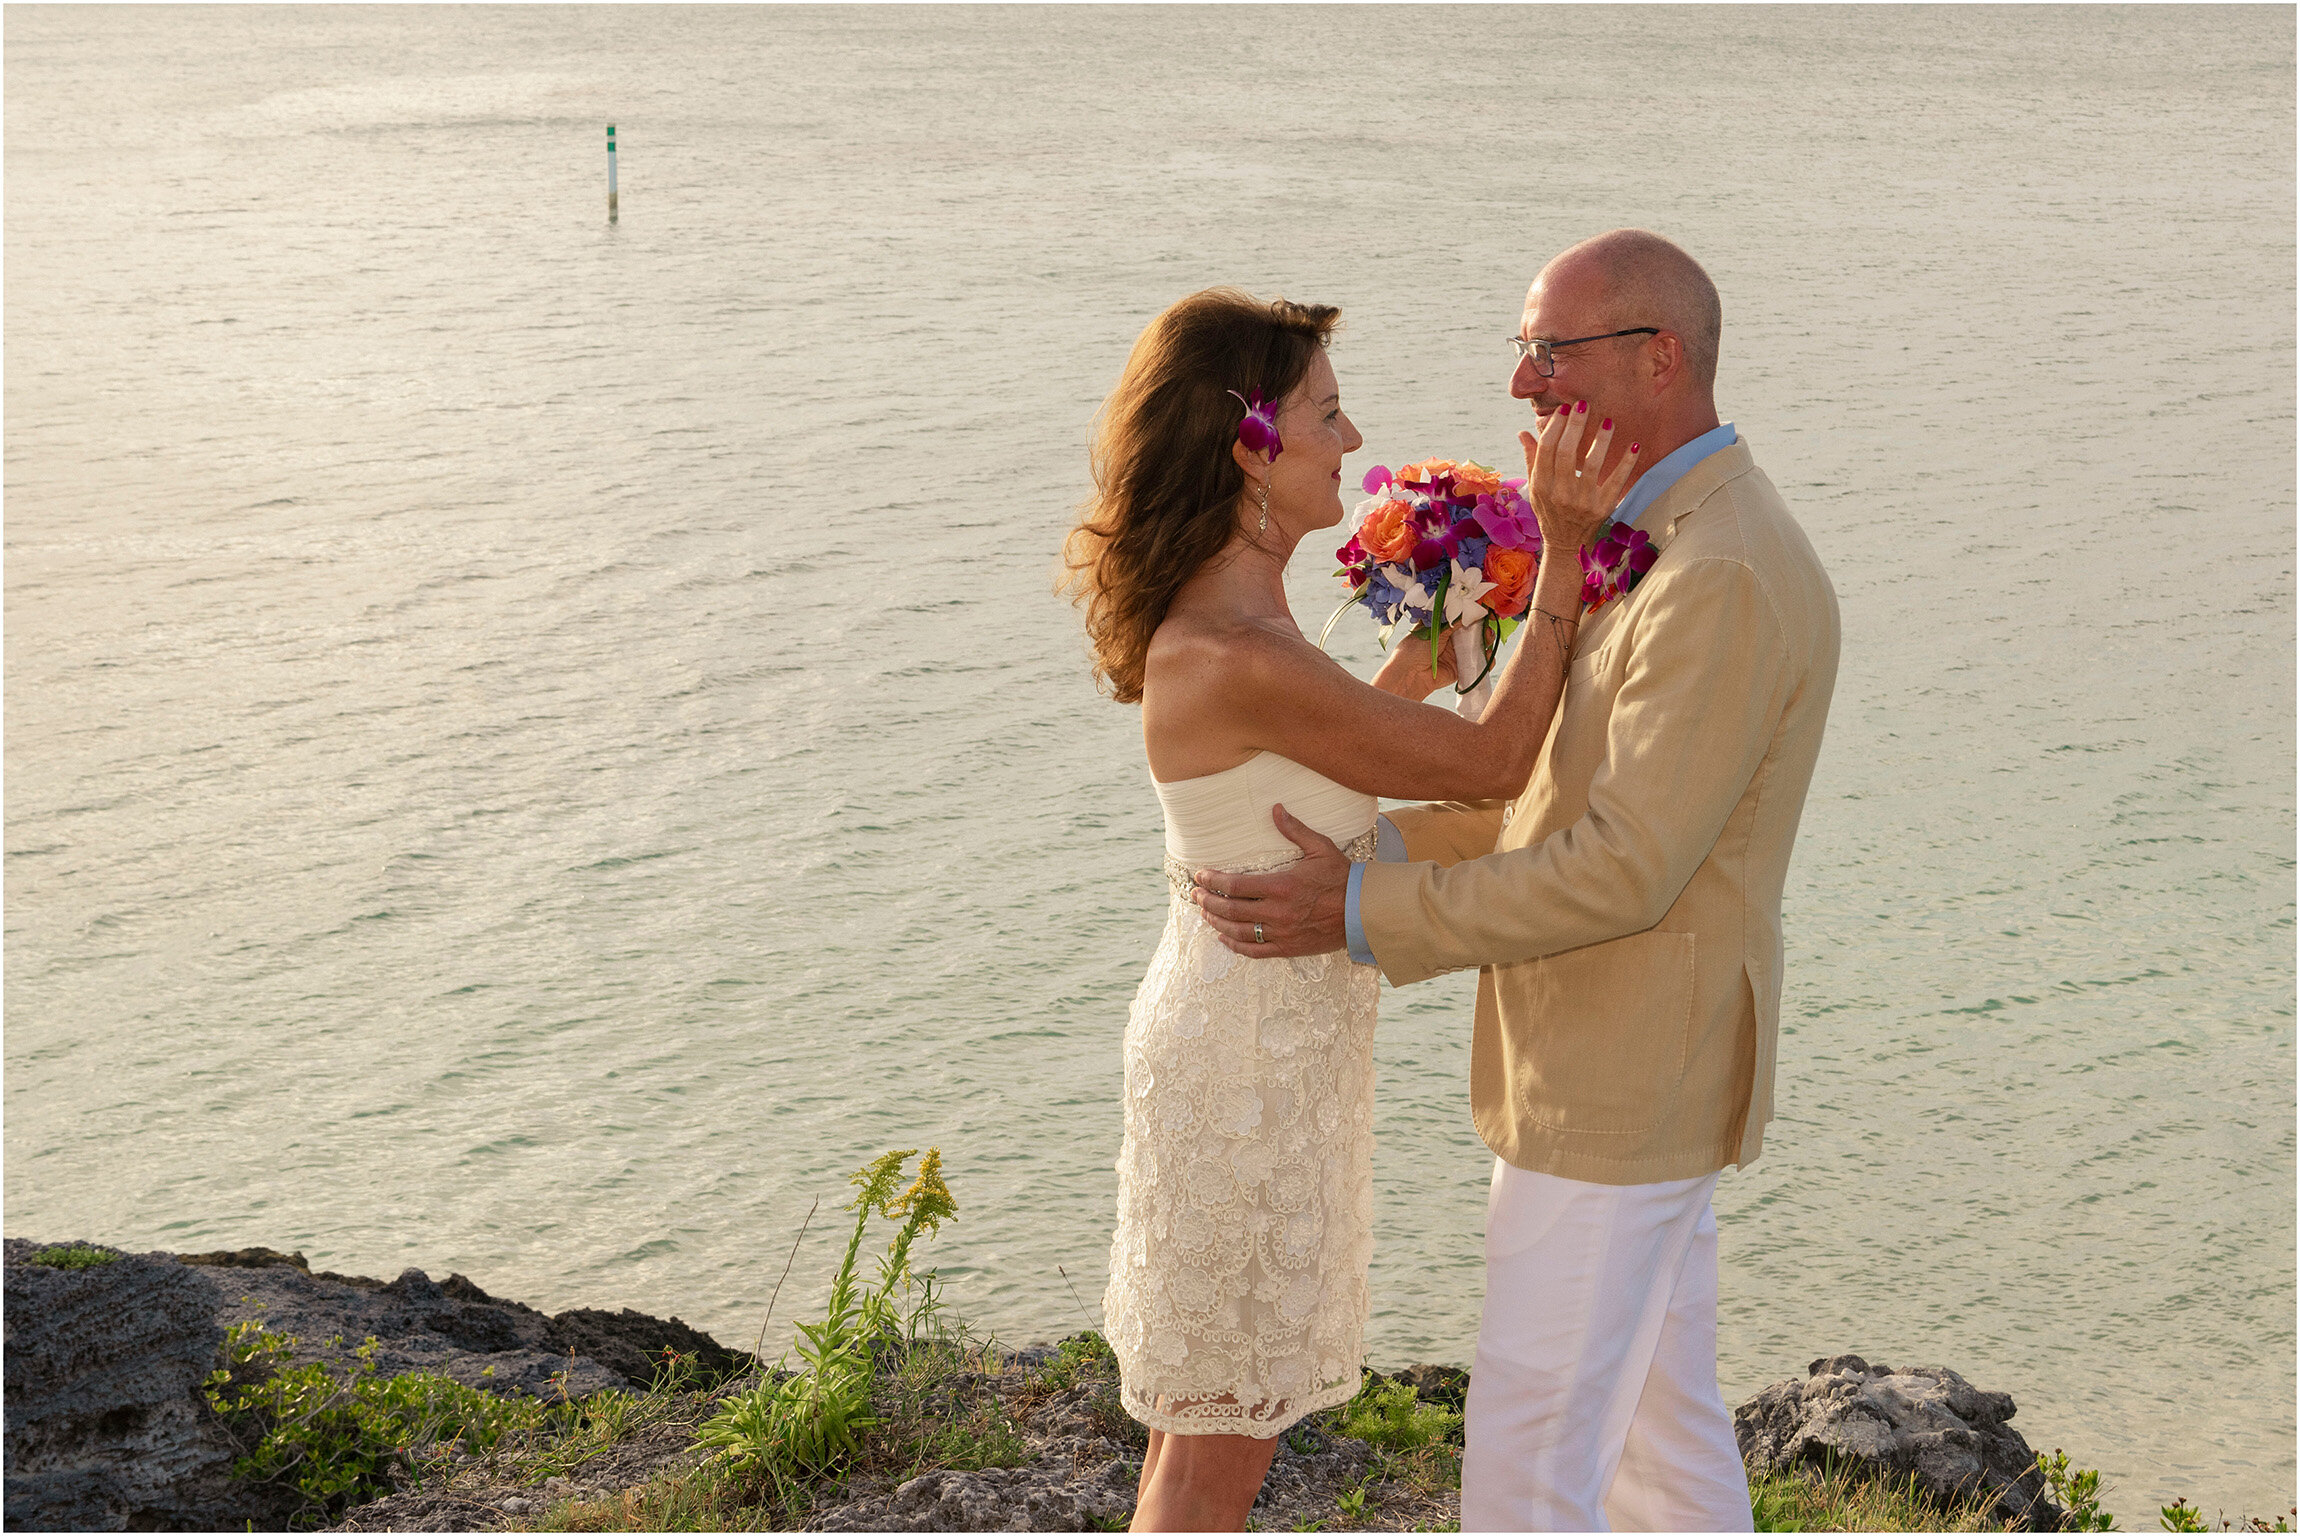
[1544,229,1722,391]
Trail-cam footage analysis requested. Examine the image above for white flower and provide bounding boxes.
[1445,559,1498,627]
[1383,564,1430,624]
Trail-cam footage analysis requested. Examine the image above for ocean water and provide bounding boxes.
[5,5,2291,1517]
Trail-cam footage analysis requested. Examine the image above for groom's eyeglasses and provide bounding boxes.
[1507,328,1661,377]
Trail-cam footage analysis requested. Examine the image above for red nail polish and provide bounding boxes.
[1600,417,1613,431]
[1629,441,1640,453]
[1576,400,1588,414]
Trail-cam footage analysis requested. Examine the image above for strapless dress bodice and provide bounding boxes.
[1151,751,1377,870]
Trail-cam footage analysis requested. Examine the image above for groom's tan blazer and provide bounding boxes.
[1359,437,1839,1184]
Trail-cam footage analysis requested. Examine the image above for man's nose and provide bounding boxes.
[1509,355,1542,399]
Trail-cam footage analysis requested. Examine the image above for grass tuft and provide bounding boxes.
[27,1243,118,1269]
[1336,1376,1463,1454]
[1748,1459,2004,1532]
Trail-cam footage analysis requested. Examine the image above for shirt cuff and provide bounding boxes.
[1345,815,1405,967]
[1375,814,1406,864]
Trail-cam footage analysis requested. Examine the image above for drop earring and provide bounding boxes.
[1257,475,1270,534]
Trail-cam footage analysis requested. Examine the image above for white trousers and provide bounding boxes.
[1461,1160,1753,1533]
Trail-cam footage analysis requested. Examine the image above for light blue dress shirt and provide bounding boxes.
[1342,422,1738,967]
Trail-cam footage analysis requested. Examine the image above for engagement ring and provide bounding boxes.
[1254,922,1265,944]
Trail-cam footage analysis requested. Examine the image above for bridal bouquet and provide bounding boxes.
[1327,457,1663,718]
[1326,459,1543,718]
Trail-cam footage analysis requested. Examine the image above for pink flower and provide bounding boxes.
[1472,490,1543,552]
[1581,525,1658,610]
[1361,465,1394,495]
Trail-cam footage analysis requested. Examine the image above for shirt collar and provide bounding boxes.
[1614,421,1737,529]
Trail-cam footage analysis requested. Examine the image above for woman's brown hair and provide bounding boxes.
[1062,289,1342,703]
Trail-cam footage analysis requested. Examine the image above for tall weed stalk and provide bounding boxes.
[696,1147,957,1494]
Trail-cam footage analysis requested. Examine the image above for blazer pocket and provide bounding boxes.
[1507,929,1697,1136]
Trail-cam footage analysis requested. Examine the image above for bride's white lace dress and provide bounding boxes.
[1103,751,1380,1438]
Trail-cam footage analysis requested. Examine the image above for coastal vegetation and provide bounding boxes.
[179,1151,2286,1532]
[693,1147,964,1496]
[201,1318,714,1527]
[25,1241,118,1269]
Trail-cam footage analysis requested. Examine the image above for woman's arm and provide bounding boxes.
[1232,408,1637,802]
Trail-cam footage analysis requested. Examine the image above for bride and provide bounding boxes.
[1062,288,1633,1531]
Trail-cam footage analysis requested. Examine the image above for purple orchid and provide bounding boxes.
[1580,524,1659,609]
[1227,389,1284,460]
[1471,490,1544,552]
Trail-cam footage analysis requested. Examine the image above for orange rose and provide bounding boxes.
[1358,499,1418,564]
[1450,462,1504,498]
[1482,545,1537,617]
[1396,458,1453,487]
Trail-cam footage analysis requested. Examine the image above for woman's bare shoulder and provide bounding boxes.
[1146,609,1327,697]
[1141,611,1337,780]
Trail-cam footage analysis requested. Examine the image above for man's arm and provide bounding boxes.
[1344,801,1507,964]
[1360,556,1792,985]
[1385,800,1509,867]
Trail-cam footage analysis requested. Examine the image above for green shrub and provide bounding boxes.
[27,1243,117,1269]
[204,1322,563,1526]
[2038,1448,2117,1530]
[1334,1375,1462,1452]
[1029,1331,1117,1395]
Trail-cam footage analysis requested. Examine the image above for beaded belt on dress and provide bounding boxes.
[1162,826,1380,902]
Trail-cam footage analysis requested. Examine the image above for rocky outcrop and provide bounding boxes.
[1734,1353,2066,1530]
[549,1306,750,1386]
[5,1239,752,1531]
[3,1240,299,1532]
[191,1247,749,1399]
[206,1257,623,1398]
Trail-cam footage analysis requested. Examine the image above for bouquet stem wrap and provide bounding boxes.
[1453,626,1493,722]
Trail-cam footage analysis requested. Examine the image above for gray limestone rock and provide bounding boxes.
[3,1239,299,1532]
[547,1306,751,1386]
[206,1262,628,1400]
[6,1238,755,1530]
[1733,1353,2067,1531]
[1254,1421,1377,1511]
[815,1458,1141,1533]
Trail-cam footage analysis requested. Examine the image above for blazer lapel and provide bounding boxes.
[1571,438,1757,660]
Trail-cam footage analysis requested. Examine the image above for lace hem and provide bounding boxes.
[1120,1373,1363,1440]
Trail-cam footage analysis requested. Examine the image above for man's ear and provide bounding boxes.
[1648,331,1687,392]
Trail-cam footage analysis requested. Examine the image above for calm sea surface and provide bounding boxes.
[6,5,2292,1517]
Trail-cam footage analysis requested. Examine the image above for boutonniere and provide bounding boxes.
[1579,522,1658,613]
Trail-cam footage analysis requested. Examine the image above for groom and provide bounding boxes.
[1192,229,1840,1531]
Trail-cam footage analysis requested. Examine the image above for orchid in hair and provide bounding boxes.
[1226,389,1284,460]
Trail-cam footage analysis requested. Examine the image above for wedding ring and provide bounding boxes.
[1254,922,1265,944]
